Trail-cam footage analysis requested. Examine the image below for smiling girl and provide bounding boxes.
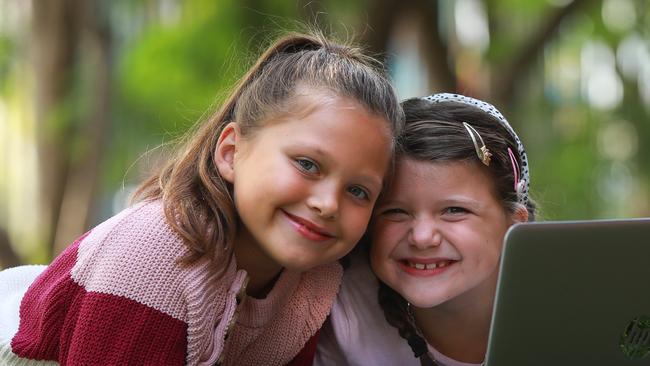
[316,93,536,366]
[0,33,402,365]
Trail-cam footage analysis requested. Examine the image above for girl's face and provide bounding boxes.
[370,158,522,309]
[218,92,392,274]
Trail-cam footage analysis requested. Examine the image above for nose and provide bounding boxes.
[306,185,339,219]
[408,218,442,249]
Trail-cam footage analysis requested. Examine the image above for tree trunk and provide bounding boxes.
[32,0,81,259]
[493,0,594,104]
[364,0,456,94]
[32,0,112,258]
[0,228,21,269]
[52,0,112,256]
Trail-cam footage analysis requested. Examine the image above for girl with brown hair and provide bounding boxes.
[0,32,402,365]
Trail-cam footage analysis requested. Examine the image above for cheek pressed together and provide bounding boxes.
[217,92,393,288]
[370,158,513,309]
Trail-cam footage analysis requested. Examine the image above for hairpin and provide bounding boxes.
[462,122,492,166]
[507,147,520,191]
[423,93,530,205]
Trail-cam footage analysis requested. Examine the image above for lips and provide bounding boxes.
[282,210,336,242]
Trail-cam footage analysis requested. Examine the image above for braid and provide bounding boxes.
[377,281,428,358]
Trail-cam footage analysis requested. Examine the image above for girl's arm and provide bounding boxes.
[9,233,188,365]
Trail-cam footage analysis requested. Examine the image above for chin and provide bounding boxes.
[401,290,447,309]
[279,255,321,272]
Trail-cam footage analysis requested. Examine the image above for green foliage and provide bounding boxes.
[119,10,240,137]
[0,36,14,95]
[85,0,650,219]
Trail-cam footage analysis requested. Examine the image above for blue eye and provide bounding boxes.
[296,158,319,174]
[348,185,369,200]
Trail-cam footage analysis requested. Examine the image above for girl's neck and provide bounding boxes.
[412,286,496,364]
[233,227,284,299]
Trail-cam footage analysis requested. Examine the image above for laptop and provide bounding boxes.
[485,218,650,366]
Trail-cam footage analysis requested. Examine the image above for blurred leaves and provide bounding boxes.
[1,0,649,264]
[0,35,14,94]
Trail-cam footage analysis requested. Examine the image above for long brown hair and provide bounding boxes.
[132,32,403,271]
[378,98,537,359]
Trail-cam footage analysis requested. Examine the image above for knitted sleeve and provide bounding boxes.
[10,204,190,365]
[10,236,188,365]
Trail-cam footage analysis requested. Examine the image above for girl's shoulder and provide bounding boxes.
[75,200,187,271]
[69,200,218,314]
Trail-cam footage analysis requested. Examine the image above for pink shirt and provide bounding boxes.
[315,253,482,366]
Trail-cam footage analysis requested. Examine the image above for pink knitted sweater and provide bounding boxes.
[4,200,342,365]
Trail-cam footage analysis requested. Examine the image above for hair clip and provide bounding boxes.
[462,122,492,166]
[508,147,520,191]
[424,93,530,205]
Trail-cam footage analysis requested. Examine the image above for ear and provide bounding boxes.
[511,204,529,224]
[215,122,240,183]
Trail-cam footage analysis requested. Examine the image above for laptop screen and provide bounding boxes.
[484,218,650,366]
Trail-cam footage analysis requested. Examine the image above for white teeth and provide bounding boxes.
[407,260,450,270]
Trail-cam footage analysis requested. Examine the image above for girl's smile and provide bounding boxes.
[281,209,337,242]
[371,157,514,309]
[397,258,457,276]
[217,89,393,292]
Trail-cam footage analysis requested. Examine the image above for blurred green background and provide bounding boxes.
[1,0,648,267]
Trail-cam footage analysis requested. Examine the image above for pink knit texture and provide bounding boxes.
[222,262,342,365]
[10,200,343,365]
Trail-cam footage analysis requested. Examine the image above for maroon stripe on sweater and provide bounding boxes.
[287,330,320,366]
[60,291,187,365]
[12,232,188,365]
[12,232,90,360]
